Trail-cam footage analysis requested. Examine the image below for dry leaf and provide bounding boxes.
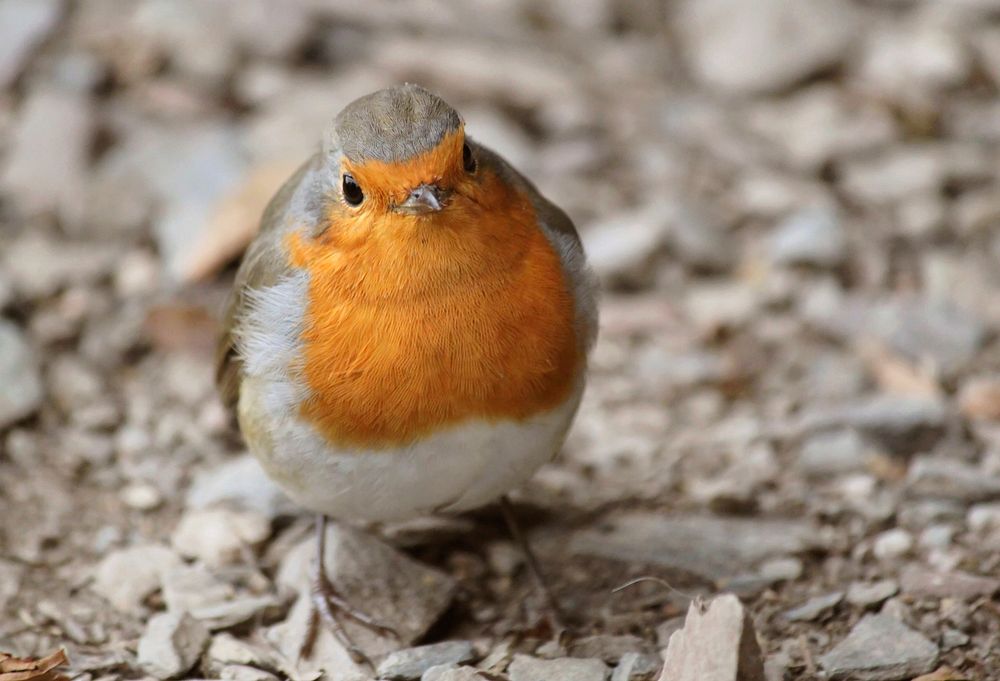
[912,666,968,681]
[858,339,941,398]
[0,649,69,681]
[182,160,300,282]
[143,303,220,356]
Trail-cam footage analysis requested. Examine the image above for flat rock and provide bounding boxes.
[171,507,271,567]
[769,205,846,268]
[137,611,211,680]
[906,458,1000,502]
[272,523,456,669]
[797,429,869,477]
[186,454,294,520]
[422,666,486,681]
[677,0,856,95]
[658,594,765,681]
[582,202,671,287]
[795,397,947,457]
[508,655,609,681]
[819,614,938,681]
[0,321,43,429]
[1,85,94,227]
[2,233,117,299]
[377,641,476,680]
[571,512,821,582]
[807,296,987,379]
[0,0,63,88]
[847,580,899,608]
[783,591,843,622]
[899,566,1000,600]
[611,652,662,681]
[91,544,182,613]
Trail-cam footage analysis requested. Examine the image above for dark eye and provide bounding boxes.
[462,142,476,173]
[342,173,364,206]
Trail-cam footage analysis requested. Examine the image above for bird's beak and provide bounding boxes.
[397,184,447,214]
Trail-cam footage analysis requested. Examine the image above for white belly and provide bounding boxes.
[238,377,583,522]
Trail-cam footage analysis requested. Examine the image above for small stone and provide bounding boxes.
[569,635,656,664]
[677,0,856,95]
[571,512,822,582]
[377,641,476,680]
[797,429,868,477]
[121,483,163,511]
[219,665,279,681]
[684,283,761,332]
[583,202,670,287]
[873,529,914,561]
[272,524,456,666]
[846,580,899,608]
[658,594,765,681]
[940,630,970,651]
[819,614,938,681]
[2,233,116,299]
[958,375,1000,421]
[857,23,970,103]
[137,612,210,680]
[1,86,94,227]
[968,502,1000,533]
[508,655,609,681]
[204,633,274,675]
[422,666,485,681]
[0,0,63,88]
[918,524,954,550]
[783,591,843,622]
[769,205,847,268]
[899,566,1000,600]
[757,557,803,583]
[92,544,182,613]
[796,397,947,457]
[171,508,271,567]
[841,147,945,205]
[611,652,661,681]
[0,320,43,429]
[186,454,293,520]
[907,458,1000,502]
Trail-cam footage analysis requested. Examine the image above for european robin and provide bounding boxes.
[216,84,598,659]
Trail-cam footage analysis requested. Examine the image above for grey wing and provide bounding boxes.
[215,153,327,408]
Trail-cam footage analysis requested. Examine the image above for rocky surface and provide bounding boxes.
[2,1,1000,680]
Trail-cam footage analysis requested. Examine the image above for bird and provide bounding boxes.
[215,83,598,662]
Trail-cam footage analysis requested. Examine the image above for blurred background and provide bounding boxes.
[2,0,1000,679]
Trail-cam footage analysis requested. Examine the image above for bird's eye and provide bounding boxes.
[342,173,364,206]
[462,142,476,173]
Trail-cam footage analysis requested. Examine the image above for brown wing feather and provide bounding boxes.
[215,156,320,408]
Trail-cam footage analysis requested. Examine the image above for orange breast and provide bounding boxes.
[285,169,581,449]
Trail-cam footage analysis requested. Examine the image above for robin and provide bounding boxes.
[216,84,598,661]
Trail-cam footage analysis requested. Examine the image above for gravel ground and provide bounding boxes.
[2,1,1000,680]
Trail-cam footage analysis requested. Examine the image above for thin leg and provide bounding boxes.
[299,515,399,666]
[499,496,566,630]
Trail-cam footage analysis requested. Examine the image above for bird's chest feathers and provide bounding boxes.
[284,211,580,448]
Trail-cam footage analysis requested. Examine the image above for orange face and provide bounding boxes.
[285,127,582,449]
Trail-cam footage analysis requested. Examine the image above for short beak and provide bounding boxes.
[398,184,446,214]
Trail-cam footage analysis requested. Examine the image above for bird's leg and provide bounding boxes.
[299,515,399,666]
[499,496,566,633]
